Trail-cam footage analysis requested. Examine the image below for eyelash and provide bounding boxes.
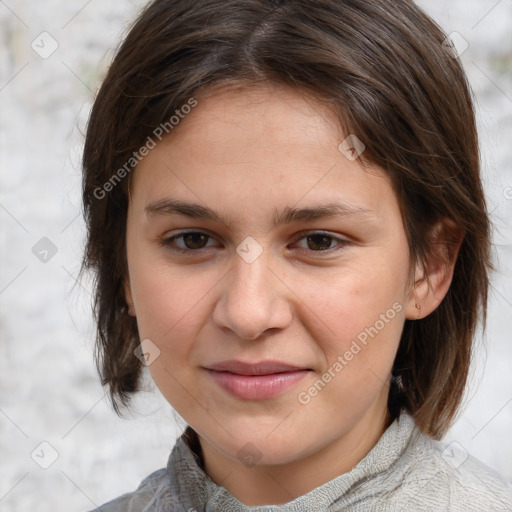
[159,230,351,256]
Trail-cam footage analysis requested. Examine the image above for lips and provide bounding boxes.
[204,360,311,400]
[206,360,309,375]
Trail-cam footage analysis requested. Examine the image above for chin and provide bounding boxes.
[208,420,315,466]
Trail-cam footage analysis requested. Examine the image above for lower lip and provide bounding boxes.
[206,369,310,400]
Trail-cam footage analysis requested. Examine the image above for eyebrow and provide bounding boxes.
[144,198,374,228]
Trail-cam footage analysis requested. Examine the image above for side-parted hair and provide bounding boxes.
[81,0,492,439]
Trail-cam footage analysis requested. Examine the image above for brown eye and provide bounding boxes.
[161,231,217,252]
[306,234,335,251]
[293,231,350,254]
[181,232,209,249]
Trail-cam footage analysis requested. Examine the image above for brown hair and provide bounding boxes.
[81,0,492,439]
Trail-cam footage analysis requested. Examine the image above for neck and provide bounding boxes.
[196,403,391,506]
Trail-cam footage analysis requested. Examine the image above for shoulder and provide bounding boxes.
[86,467,187,512]
[395,429,512,511]
[86,430,205,512]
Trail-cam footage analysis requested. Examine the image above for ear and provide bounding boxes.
[405,219,464,320]
[124,277,136,317]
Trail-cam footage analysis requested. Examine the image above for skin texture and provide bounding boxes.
[124,83,457,506]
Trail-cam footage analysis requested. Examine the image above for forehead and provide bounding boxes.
[180,83,345,147]
[130,84,399,227]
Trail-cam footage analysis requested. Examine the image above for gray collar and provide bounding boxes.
[166,411,418,511]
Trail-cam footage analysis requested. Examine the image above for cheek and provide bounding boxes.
[132,257,213,335]
[131,264,214,410]
[127,256,205,376]
[298,256,407,347]
[292,258,407,408]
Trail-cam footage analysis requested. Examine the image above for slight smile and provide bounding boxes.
[204,360,313,400]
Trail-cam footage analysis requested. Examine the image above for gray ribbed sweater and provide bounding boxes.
[91,412,512,511]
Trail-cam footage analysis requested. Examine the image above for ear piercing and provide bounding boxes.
[415,302,421,319]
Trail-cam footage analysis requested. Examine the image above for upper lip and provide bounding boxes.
[205,360,309,376]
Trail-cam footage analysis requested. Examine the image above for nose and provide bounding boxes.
[212,251,293,341]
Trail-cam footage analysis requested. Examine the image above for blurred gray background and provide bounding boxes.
[0,1,511,510]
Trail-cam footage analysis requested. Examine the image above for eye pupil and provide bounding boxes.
[307,234,332,251]
[166,231,343,254]
[183,232,208,249]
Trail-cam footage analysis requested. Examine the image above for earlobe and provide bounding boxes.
[405,263,428,320]
[405,220,464,320]
[124,278,136,316]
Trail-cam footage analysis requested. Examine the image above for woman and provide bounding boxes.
[81,0,512,509]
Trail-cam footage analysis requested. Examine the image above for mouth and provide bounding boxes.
[204,360,312,400]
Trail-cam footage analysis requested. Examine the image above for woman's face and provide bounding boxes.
[125,84,418,470]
